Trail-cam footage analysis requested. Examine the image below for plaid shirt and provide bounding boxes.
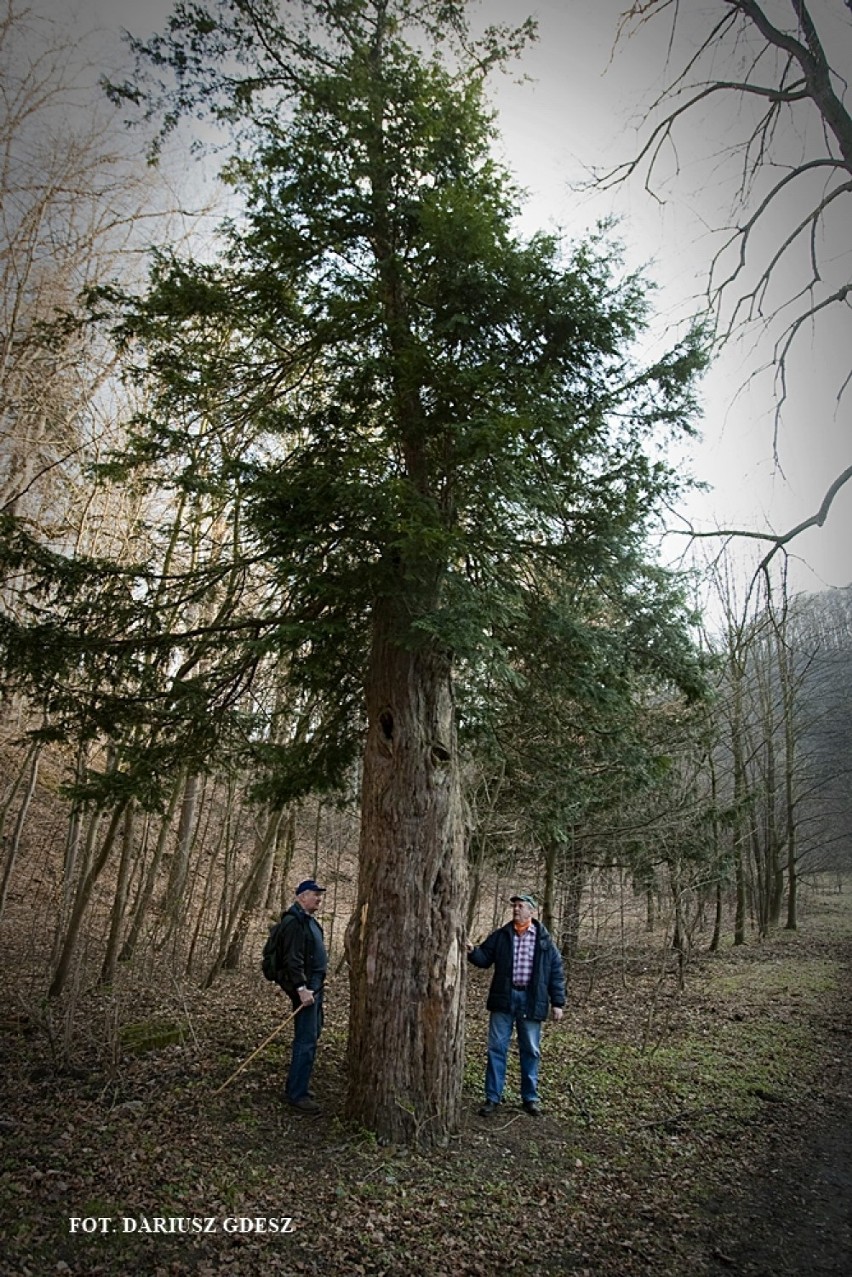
[512,922,536,986]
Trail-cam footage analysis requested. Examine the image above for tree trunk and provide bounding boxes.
[100,801,137,985]
[785,838,798,931]
[49,799,129,998]
[670,862,687,991]
[708,746,723,952]
[215,805,284,981]
[733,828,747,946]
[749,797,768,939]
[542,840,559,933]
[185,779,224,976]
[162,769,199,928]
[346,612,467,1147]
[779,601,800,932]
[121,776,183,963]
[645,881,656,933]
[560,847,584,965]
[61,741,90,911]
[710,879,723,953]
[465,844,483,936]
[0,739,41,920]
[265,803,296,911]
[731,681,748,947]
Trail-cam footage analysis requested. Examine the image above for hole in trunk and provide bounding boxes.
[379,710,394,741]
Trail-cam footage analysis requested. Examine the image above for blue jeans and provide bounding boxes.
[485,988,542,1104]
[286,986,324,1102]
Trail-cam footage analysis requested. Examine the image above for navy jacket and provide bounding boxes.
[468,920,566,1021]
[278,903,326,1000]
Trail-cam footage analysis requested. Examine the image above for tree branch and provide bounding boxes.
[672,464,852,573]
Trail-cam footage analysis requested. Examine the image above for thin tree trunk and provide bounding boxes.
[731,686,748,947]
[52,804,104,967]
[466,844,484,936]
[312,798,323,879]
[749,796,768,939]
[49,798,129,998]
[215,806,285,981]
[779,598,800,932]
[209,780,241,972]
[708,745,723,952]
[265,803,296,911]
[542,840,559,933]
[121,777,183,962]
[559,839,584,965]
[490,875,502,932]
[670,863,686,991]
[325,810,350,959]
[185,780,227,977]
[0,738,38,847]
[162,769,199,929]
[0,739,41,920]
[645,882,656,933]
[61,742,90,911]
[710,879,723,953]
[466,767,505,934]
[100,801,137,985]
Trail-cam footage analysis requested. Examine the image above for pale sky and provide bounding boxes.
[35,0,852,598]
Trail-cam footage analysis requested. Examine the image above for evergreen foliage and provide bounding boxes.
[0,0,711,1138]
[97,0,707,754]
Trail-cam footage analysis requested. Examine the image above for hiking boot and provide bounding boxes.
[478,1101,499,1117]
[522,1100,541,1117]
[287,1096,321,1115]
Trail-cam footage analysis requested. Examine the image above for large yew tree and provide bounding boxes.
[104,0,705,1144]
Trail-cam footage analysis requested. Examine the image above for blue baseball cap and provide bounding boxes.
[295,879,326,895]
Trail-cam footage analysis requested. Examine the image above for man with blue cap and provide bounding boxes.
[277,878,328,1114]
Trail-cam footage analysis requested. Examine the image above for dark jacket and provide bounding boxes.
[468,920,566,1021]
[278,903,325,1000]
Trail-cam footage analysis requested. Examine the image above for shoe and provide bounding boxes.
[522,1100,541,1117]
[478,1101,499,1117]
[287,1096,321,1114]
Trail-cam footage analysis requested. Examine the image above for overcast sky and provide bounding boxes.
[38,0,852,597]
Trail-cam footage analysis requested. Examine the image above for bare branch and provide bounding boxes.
[673,464,852,571]
[708,161,844,309]
[605,1,852,564]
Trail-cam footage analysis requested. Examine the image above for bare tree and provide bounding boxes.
[602,0,852,555]
[0,0,213,532]
[0,2,227,985]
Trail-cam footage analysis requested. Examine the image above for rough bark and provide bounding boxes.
[346,605,467,1146]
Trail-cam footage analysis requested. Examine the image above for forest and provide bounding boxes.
[1,2,850,1274]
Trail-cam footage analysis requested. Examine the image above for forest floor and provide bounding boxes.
[1,889,851,1277]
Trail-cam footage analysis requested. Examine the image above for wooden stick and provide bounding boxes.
[213,1003,304,1096]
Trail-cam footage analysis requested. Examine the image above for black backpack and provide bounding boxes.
[261,913,291,985]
